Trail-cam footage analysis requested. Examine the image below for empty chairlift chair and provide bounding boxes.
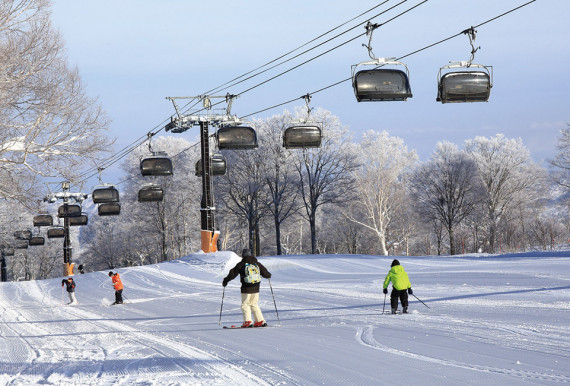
[195,154,227,177]
[98,203,121,216]
[33,214,53,227]
[69,214,88,226]
[351,58,413,102]
[58,204,82,218]
[283,125,322,149]
[437,62,492,103]
[92,185,120,204]
[138,185,164,202]
[28,236,45,246]
[140,152,173,176]
[14,230,32,240]
[47,227,65,238]
[216,125,258,150]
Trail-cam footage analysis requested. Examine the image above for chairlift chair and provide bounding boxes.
[98,203,121,216]
[283,125,322,149]
[92,185,120,204]
[13,240,29,249]
[47,227,65,238]
[351,58,412,102]
[138,185,164,202]
[58,204,82,218]
[216,125,258,150]
[140,152,173,176]
[14,230,32,240]
[195,154,227,176]
[33,214,53,227]
[3,248,14,256]
[437,62,492,103]
[69,214,88,226]
[28,236,45,246]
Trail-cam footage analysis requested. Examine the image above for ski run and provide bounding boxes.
[1,250,569,385]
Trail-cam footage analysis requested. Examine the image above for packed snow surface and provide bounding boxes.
[1,251,569,385]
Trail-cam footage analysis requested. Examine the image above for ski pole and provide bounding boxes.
[268,278,281,325]
[382,293,386,315]
[218,286,225,326]
[411,293,431,309]
[61,285,64,304]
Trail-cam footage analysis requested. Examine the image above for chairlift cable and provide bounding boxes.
[202,0,400,97]
[241,0,536,119]
[67,0,535,188]
[71,1,415,183]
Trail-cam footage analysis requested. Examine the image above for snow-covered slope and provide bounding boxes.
[1,251,569,385]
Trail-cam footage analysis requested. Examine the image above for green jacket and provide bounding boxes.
[383,265,411,291]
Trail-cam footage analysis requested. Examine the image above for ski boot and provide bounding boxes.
[254,321,267,327]
[391,308,397,314]
[403,307,408,314]
[241,321,253,328]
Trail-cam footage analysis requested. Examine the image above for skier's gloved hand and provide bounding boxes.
[222,279,228,287]
[383,288,388,294]
[408,288,413,295]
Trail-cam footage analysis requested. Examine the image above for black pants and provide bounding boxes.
[390,288,408,309]
[115,289,123,304]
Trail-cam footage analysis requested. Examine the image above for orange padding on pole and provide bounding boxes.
[210,231,220,253]
[64,263,74,277]
[201,230,212,253]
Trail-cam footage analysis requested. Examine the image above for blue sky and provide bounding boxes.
[50,0,569,184]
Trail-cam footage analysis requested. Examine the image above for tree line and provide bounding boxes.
[1,1,569,280]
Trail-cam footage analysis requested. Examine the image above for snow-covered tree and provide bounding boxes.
[465,134,545,253]
[256,112,301,255]
[549,123,570,191]
[346,130,417,255]
[293,108,357,254]
[0,0,113,204]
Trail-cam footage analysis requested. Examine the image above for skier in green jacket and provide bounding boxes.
[383,259,413,314]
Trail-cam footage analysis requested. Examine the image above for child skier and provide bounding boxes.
[223,249,271,327]
[61,277,78,305]
[383,259,413,314]
[108,271,124,305]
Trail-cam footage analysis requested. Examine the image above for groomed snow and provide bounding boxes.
[1,251,569,385]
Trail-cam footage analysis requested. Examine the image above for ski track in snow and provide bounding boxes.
[356,325,570,383]
[1,251,569,385]
[1,280,271,385]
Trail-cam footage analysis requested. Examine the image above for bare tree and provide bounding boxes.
[0,0,113,204]
[294,108,357,254]
[410,142,482,255]
[346,130,417,255]
[256,112,301,255]
[218,146,272,255]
